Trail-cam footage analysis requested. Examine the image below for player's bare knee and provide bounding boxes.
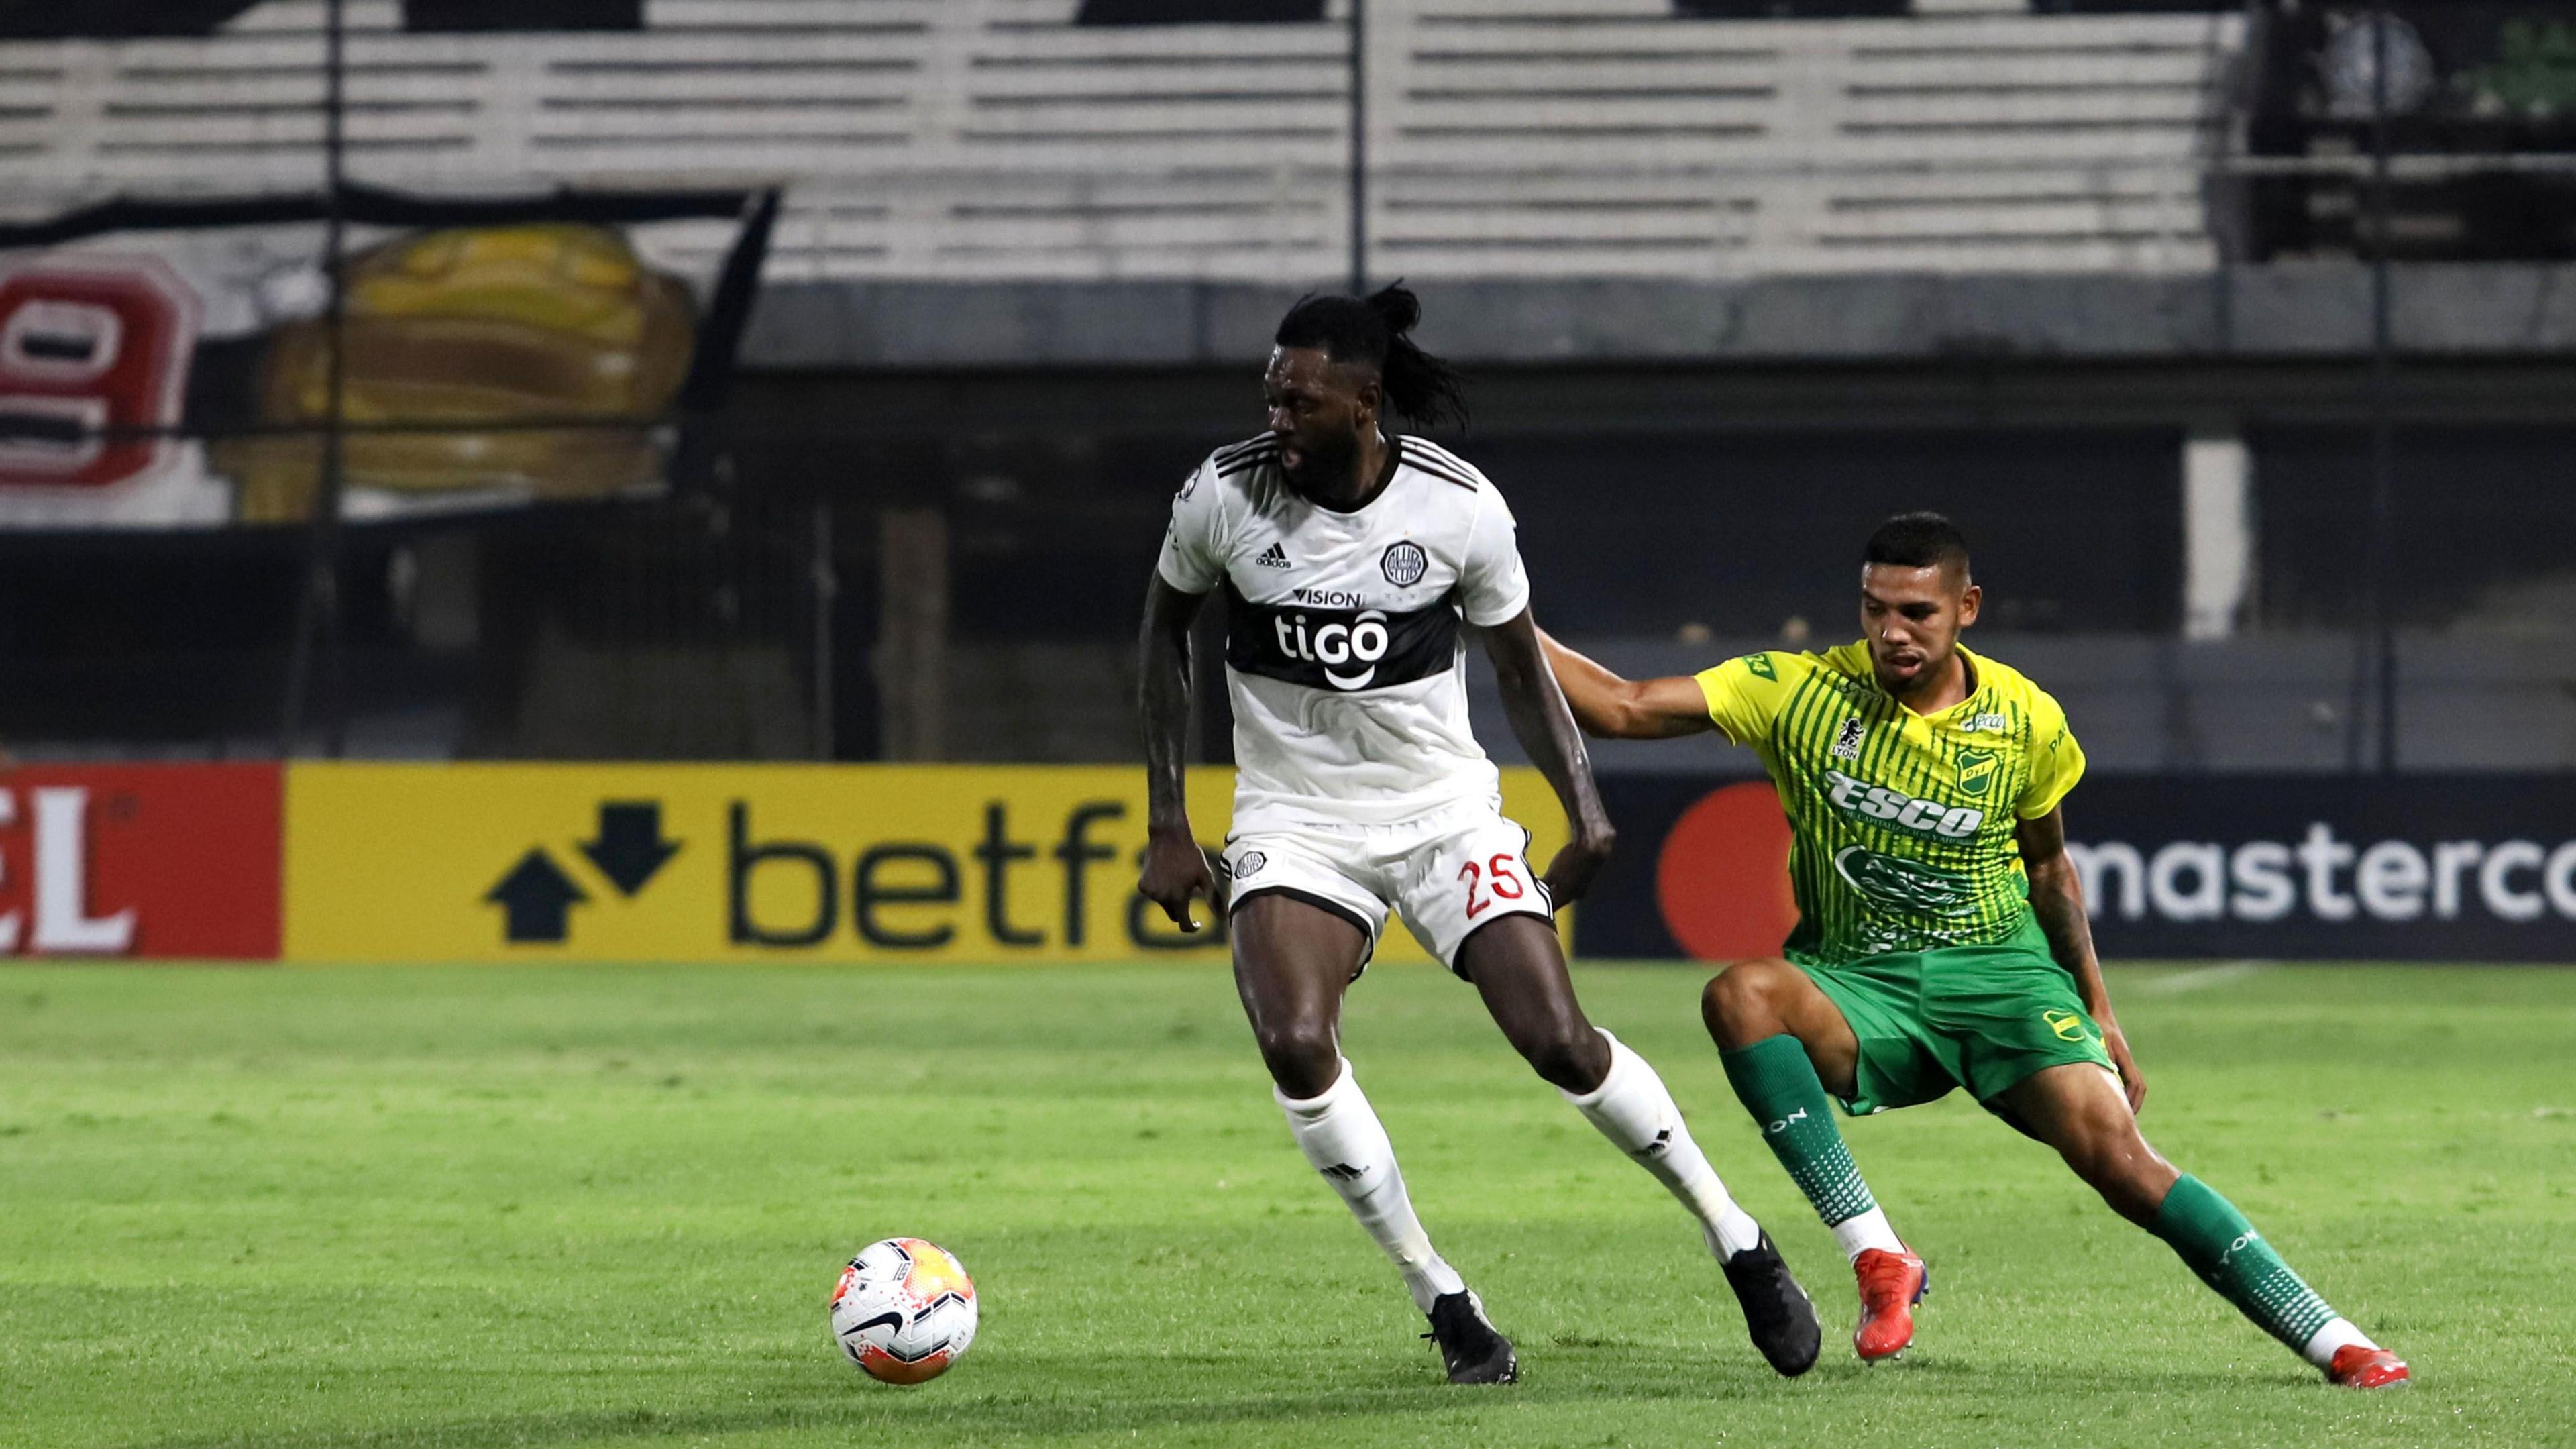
[1703,961,1788,1048]
[2055,1118,2164,1222]
[2081,1158,2168,1227]
[1253,1020,1340,1099]
[1519,1022,1609,1094]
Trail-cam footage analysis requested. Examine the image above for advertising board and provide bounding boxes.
[0,763,280,959]
[1577,774,2576,963]
[283,763,1572,966]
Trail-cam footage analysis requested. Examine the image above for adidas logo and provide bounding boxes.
[1255,542,1291,568]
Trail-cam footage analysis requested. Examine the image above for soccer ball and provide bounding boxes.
[830,1238,978,1384]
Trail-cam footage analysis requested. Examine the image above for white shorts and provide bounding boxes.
[1220,800,1554,977]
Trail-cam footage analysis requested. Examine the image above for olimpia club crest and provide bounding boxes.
[1955,747,1998,798]
[1833,846,1978,918]
[1380,540,1428,587]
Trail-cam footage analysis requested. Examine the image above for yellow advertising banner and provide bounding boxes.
[283,763,1568,965]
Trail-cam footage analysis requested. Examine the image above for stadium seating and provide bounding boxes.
[0,0,2242,277]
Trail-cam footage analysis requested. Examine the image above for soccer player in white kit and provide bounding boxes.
[1136,286,1819,1384]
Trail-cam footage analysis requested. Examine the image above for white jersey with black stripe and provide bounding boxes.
[1156,433,1531,831]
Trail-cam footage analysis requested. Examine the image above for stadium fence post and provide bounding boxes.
[279,0,352,759]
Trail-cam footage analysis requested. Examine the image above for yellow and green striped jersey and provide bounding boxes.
[1695,641,2084,965]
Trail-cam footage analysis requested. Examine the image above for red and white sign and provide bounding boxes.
[0,257,200,490]
[0,763,280,960]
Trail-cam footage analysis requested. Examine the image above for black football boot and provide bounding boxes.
[1721,1229,1823,1377]
[1424,1291,1518,1384]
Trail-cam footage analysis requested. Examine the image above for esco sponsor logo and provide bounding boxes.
[2068,824,2576,926]
[1821,769,1984,840]
[1271,610,1391,690]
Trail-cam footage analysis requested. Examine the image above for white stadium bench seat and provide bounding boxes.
[0,0,2242,279]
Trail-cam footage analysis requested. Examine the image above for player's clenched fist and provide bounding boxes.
[1138,826,1216,932]
[1539,828,1615,908]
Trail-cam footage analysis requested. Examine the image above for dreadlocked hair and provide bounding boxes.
[1273,282,1470,429]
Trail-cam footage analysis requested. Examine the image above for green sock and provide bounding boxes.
[1720,1034,1876,1226]
[2152,1175,2339,1354]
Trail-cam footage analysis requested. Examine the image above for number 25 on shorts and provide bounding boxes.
[1459,854,1527,920]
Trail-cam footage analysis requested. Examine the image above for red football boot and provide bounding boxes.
[2328,1344,2410,1389]
[1851,1246,1928,1362]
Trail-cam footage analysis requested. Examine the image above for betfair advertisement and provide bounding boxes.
[282,764,1572,965]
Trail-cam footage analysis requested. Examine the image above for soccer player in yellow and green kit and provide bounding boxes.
[1539,513,2408,1389]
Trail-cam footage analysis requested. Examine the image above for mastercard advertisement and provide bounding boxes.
[1571,777,1798,961]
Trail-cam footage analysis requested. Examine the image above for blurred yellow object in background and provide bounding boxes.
[215,224,696,521]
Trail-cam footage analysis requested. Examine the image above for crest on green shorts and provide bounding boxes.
[1955,747,1998,798]
[2042,1008,2090,1042]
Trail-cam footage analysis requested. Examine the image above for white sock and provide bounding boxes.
[1560,1029,1763,1260]
[1829,1205,1904,1262]
[1276,1059,1467,1314]
[2301,1316,2377,1369]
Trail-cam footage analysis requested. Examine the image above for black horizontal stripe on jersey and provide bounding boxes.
[1222,580,1458,693]
[1396,439,1479,491]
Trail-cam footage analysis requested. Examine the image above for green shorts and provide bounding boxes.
[1792,914,2114,1117]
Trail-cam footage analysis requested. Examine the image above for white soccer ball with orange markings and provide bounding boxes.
[830,1238,979,1384]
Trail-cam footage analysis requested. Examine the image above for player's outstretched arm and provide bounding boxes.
[1481,609,1617,904]
[1534,629,1716,740]
[1137,576,1216,932]
[2019,807,2145,1114]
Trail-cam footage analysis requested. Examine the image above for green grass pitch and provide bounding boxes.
[3,960,2571,1448]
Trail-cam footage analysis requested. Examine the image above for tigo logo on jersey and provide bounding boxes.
[1379,541,1427,587]
[1955,748,1998,798]
[1270,610,1393,690]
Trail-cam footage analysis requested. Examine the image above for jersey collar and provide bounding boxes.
[1830,639,1984,720]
